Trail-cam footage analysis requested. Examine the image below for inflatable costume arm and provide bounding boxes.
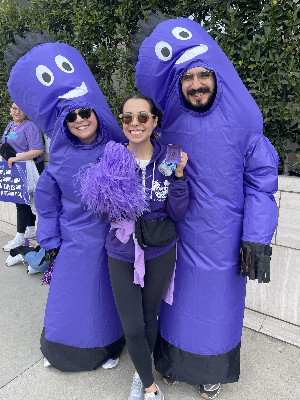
[35,167,62,250]
[240,135,279,282]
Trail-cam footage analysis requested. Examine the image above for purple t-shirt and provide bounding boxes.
[1,120,44,163]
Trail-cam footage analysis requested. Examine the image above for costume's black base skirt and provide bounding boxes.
[153,333,241,385]
[41,327,125,372]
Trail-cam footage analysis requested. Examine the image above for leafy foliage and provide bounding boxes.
[294,153,300,168]
[0,0,26,135]
[0,0,299,170]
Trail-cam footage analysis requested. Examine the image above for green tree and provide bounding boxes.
[0,0,26,133]
[0,0,299,175]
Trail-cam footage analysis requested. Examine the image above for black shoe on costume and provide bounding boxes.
[199,383,221,399]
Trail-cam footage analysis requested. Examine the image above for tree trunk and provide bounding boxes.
[283,156,290,176]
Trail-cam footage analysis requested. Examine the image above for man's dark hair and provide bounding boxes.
[4,30,55,74]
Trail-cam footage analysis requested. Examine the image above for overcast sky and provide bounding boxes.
[14,0,31,8]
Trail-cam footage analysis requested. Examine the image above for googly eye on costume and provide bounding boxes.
[55,55,74,73]
[172,27,192,40]
[36,65,54,86]
[155,41,172,61]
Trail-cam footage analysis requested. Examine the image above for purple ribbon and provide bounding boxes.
[111,220,145,287]
[110,220,176,304]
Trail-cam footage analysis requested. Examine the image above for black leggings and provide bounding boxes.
[108,246,176,388]
[16,160,44,233]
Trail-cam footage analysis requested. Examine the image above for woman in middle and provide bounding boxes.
[83,92,189,400]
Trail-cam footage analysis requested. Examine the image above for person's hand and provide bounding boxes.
[239,241,272,283]
[175,151,188,177]
[7,156,17,168]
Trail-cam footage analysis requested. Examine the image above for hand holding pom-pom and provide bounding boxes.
[76,141,149,221]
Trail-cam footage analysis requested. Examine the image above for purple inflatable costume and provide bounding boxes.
[4,32,125,371]
[131,14,279,384]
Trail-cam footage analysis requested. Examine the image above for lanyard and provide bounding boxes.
[4,119,26,139]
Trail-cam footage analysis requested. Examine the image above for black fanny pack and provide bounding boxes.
[0,141,17,161]
[1,125,17,161]
[135,215,177,251]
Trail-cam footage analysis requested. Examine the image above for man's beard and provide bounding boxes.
[183,86,217,112]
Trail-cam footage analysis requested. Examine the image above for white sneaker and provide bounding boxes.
[44,358,51,368]
[102,358,119,369]
[27,265,39,274]
[25,227,36,239]
[144,385,164,399]
[128,373,144,400]
[3,236,25,252]
[6,254,24,267]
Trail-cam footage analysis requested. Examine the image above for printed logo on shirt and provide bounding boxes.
[152,180,170,200]
[7,132,17,140]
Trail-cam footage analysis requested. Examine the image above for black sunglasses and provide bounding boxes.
[65,108,93,123]
[119,112,155,124]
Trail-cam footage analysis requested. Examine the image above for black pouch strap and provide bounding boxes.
[135,218,147,251]
[4,122,13,142]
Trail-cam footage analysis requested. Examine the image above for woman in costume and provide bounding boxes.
[1,102,44,255]
[4,31,125,372]
[79,92,189,399]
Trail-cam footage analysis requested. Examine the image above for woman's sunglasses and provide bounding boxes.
[65,108,93,123]
[119,112,155,124]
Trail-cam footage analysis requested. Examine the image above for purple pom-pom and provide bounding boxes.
[75,141,149,221]
[42,262,54,285]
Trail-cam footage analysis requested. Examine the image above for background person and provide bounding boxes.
[1,103,44,253]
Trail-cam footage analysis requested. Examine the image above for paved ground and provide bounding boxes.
[1,225,300,400]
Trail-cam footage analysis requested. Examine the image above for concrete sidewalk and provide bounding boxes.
[0,222,300,400]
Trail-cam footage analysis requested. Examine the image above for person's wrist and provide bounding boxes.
[175,171,183,177]
[175,167,184,177]
[174,171,186,180]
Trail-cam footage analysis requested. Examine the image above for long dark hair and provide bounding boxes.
[119,92,163,139]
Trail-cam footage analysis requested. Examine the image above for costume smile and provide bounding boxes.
[58,81,88,99]
[175,44,208,64]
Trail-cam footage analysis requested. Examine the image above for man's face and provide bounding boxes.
[181,67,216,111]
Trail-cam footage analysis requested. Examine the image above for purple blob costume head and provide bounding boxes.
[131,12,279,384]
[4,31,125,371]
[5,31,121,140]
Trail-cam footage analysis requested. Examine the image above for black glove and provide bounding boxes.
[239,241,272,283]
[40,246,60,266]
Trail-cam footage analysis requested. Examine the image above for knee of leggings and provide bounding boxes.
[124,326,145,345]
[143,308,158,324]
